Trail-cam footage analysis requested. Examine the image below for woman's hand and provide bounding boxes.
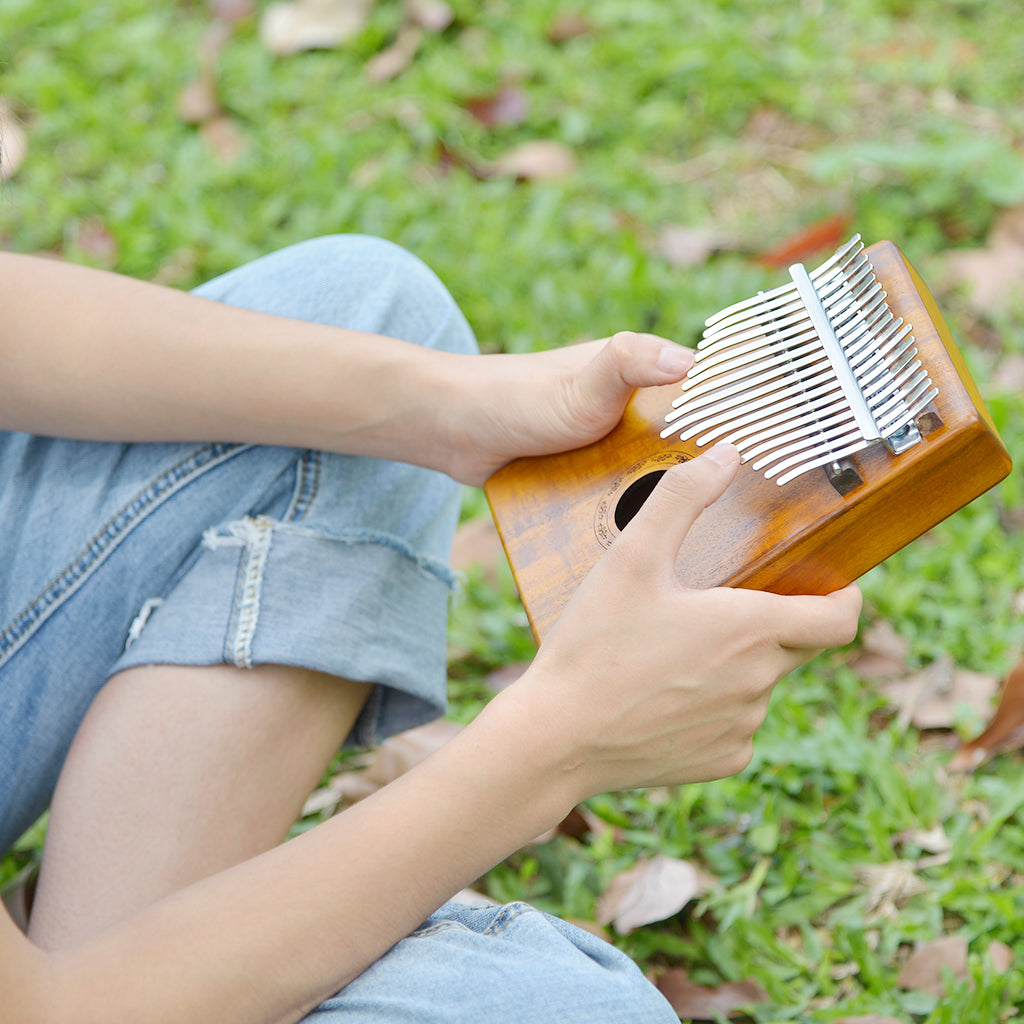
[485,444,862,801]
[441,331,694,486]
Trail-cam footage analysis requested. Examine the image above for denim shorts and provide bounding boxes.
[0,235,677,1022]
[0,235,474,854]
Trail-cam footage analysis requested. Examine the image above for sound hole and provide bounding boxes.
[614,470,667,531]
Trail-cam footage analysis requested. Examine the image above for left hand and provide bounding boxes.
[443,331,694,486]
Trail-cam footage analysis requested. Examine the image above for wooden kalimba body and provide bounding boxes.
[485,238,1012,643]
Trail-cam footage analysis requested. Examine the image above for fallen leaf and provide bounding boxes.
[72,218,119,267]
[200,116,248,161]
[894,824,951,856]
[855,860,928,920]
[596,854,702,934]
[988,939,1015,973]
[654,968,769,1020]
[260,0,374,56]
[833,1016,908,1024]
[0,99,27,181]
[491,140,578,181]
[177,22,232,125]
[364,23,422,82]
[465,84,530,128]
[208,0,254,21]
[450,515,504,581]
[897,935,968,996]
[880,656,999,731]
[950,658,1024,770]
[301,718,463,814]
[404,0,453,32]
[546,12,593,44]
[756,213,854,269]
[944,205,1024,314]
[653,225,733,268]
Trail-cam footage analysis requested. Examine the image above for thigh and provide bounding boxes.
[0,235,477,855]
[305,901,678,1024]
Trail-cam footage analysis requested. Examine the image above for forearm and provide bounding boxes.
[45,692,578,1024]
[0,252,465,472]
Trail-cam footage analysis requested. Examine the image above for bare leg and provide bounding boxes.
[27,663,371,949]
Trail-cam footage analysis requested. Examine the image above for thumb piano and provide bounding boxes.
[485,237,1012,643]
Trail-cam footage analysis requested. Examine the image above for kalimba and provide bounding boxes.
[485,237,1013,642]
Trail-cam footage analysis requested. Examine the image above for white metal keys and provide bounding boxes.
[661,235,939,485]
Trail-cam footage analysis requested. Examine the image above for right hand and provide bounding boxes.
[501,444,862,801]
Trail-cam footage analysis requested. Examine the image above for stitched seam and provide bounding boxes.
[224,517,273,669]
[0,443,250,666]
[284,450,321,522]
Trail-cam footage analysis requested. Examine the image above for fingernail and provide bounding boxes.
[656,345,695,375]
[706,443,739,467]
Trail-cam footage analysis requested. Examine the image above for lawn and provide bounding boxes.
[2,1,1024,1020]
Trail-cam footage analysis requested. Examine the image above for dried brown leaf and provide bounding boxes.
[653,225,732,269]
[756,213,854,269]
[465,84,529,128]
[654,968,769,1020]
[987,939,1015,973]
[951,658,1024,770]
[260,0,374,56]
[880,656,998,731]
[177,22,232,124]
[833,1016,908,1024]
[0,99,27,181]
[208,0,254,21]
[72,218,119,267]
[944,204,1024,314]
[450,515,504,580]
[200,116,248,162]
[596,854,702,934]
[364,23,422,82]
[855,860,929,920]
[546,12,594,45]
[491,140,577,181]
[404,0,453,32]
[897,935,968,996]
[302,718,462,815]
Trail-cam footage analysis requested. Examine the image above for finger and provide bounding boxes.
[614,444,741,573]
[749,583,863,651]
[574,332,694,411]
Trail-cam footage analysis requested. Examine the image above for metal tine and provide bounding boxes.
[701,291,807,344]
[681,323,819,394]
[682,371,841,447]
[848,320,912,376]
[668,354,835,437]
[858,338,918,400]
[837,310,895,370]
[754,420,864,474]
[692,385,849,452]
[703,234,863,330]
[689,371,847,447]
[774,435,875,486]
[696,261,864,371]
[762,422,868,475]
[874,365,930,426]
[672,333,825,411]
[740,409,857,464]
[697,301,814,359]
[749,419,860,475]
[733,396,857,459]
[722,376,856,448]
[665,367,842,445]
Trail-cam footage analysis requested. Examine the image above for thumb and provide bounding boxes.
[573,332,695,413]
[614,444,741,573]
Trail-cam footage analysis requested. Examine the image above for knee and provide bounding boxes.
[293,235,479,358]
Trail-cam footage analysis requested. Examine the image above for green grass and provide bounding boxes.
[3,0,1024,1019]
